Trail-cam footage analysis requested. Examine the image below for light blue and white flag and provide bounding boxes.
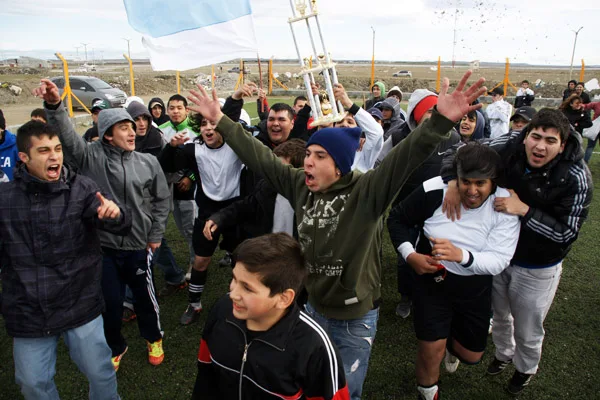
[123,0,258,71]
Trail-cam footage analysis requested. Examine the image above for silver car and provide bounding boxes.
[50,76,127,109]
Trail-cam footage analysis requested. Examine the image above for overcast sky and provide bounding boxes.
[1,0,599,66]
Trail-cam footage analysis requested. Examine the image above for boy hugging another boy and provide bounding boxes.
[192,233,349,400]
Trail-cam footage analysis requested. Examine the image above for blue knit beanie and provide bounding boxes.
[306,127,362,175]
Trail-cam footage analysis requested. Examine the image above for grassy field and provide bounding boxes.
[1,99,599,399]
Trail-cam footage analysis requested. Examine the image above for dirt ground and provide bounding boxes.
[2,62,598,126]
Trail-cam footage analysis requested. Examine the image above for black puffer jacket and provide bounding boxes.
[441,128,593,266]
[0,165,131,337]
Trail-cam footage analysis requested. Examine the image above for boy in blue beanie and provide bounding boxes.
[186,71,487,400]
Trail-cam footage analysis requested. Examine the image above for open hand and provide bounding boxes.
[437,71,487,123]
[176,177,192,192]
[203,220,218,241]
[32,79,61,105]
[96,192,121,220]
[147,242,161,252]
[187,85,224,125]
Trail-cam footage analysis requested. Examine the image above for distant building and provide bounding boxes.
[0,56,51,68]
[469,60,480,71]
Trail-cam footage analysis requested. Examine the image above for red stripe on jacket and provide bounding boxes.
[197,339,211,363]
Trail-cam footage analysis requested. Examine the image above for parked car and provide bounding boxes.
[50,76,127,109]
[227,66,251,74]
[393,70,412,78]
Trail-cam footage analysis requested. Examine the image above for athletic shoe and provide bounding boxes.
[147,339,165,366]
[444,350,460,373]
[507,371,532,395]
[395,296,412,318]
[488,317,493,334]
[122,308,137,323]
[185,263,192,281]
[218,252,233,268]
[111,346,128,371]
[417,384,439,400]
[180,303,202,325]
[487,357,512,376]
[158,281,188,297]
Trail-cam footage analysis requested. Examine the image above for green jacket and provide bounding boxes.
[216,110,454,319]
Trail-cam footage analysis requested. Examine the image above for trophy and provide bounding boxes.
[288,0,345,127]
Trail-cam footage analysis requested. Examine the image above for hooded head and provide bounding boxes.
[377,97,400,122]
[387,86,403,102]
[149,97,169,125]
[98,108,136,151]
[371,81,386,99]
[126,101,153,136]
[407,89,438,131]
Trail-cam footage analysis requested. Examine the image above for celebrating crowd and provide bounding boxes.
[0,70,595,400]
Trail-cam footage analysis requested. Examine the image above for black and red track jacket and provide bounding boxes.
[192,295,350,400]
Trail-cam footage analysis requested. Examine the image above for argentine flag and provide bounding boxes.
[123,0,258,71]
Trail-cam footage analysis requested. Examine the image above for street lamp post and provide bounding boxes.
[123,38,131,60]
[81,43,89,63]
[569,26,583,81]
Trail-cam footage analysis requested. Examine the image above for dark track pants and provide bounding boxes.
[101,247,162,357]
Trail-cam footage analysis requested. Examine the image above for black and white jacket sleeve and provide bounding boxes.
[387,178,443,258]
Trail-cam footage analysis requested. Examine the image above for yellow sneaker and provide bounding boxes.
[147,339,164,366]
[112,346,128,372]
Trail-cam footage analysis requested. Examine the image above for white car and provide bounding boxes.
[393,70,412,78]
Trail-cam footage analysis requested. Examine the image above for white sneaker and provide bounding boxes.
[488,317,493,334]
[444,350,460,373]
[417,384,439,400]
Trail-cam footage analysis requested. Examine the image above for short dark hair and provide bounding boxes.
[16,120,58,154]
[232,233,306,297]
[453,141,501,181]
[269,103,294,120]
[527,107,571,143]
[568,79,577,86]
[521,80,529,85]
[30,108,47,122]
[273,138,306,168]
[577,82,585,87]
[466,110,477,120]
[167,94,188,108]
[293,96,308,107]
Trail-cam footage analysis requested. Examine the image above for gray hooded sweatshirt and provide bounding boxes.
[45,104,170,251]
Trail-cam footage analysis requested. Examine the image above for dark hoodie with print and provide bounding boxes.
[148,97,170,126]
[127,101,167,158]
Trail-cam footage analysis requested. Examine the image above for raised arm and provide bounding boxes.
[360,71,487,217]
[35,79,91,168]
[186,85,304,202]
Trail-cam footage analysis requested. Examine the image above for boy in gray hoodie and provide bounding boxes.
[35,79,171,371]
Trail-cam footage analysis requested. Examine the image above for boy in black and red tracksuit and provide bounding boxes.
[192,233,349,400]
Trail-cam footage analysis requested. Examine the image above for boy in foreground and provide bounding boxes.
[192,233,349,399]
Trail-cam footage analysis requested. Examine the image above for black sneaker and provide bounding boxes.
[158,281,187,297]
[487,357,512,375]
[180,303,202,325]
[507,371,532,395]
[218,252,233,268]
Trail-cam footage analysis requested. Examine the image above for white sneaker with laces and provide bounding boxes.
[444,350,460,373]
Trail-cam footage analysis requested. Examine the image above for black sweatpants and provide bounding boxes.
[101,247,162,356]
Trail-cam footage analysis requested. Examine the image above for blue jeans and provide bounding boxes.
[13,315,119,400]
[584,137,597,163]
[154,237,185,285]
[304,302,379,400]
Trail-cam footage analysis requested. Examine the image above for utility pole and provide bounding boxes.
[370,26,375,88]
[75,46,81,59]
[569,26,583,80]
[122,38,131,60]
[451,6,458,69]
[81,43,89,63]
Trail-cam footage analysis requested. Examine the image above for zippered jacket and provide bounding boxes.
[192,295,349,400]
[441,128,593,267]
[0,165,132,337]
[45,102,170,250]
